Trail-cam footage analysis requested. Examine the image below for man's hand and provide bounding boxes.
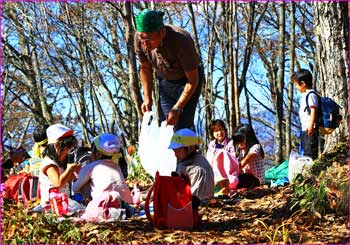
[141,99,152,113]
[166,108,181,126]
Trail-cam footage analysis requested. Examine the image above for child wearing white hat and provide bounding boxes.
[73,133,132,204]
[39,123,81,206]
[169,128,214,201]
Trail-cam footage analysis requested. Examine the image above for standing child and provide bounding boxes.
[291,69,319,160]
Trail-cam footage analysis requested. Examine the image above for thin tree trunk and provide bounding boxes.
[286,2,295,157]
[232,1,240,129]
[125,1,143,140]
[219,2,230,129]
[275,2,285,163]
[188,3,207,135]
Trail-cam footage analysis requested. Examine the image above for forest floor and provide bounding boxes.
[2,144,349,244]
[2,183,348,244]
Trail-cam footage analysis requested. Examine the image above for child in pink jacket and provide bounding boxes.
[73,134,133,221]
[206,120,239,194]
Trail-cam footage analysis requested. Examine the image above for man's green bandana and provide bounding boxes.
[136,9,164,33]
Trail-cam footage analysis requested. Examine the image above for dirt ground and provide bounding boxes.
[2,184,348,244]
[119,185,348,244]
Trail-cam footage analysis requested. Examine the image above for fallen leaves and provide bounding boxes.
[2,145,349,244]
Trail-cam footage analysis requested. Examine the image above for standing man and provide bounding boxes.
[134,9,203,130]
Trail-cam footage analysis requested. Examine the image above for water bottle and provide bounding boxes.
[49,188,69,216]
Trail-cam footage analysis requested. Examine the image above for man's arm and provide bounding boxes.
[140,60,154,112]
[166,68,199,126]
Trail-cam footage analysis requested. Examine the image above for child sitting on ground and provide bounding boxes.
[168,128,214,201]
[232,124,265,188]
[206,119,239,194]
[207,119,236,155]
[28,124,49,176]
[39,123,81,209]
[3,147,31,176]
[73,133,133,221]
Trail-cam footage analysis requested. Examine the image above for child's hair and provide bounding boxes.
[33,125,49,143]
[42,135,77,167]
[291,69,313,88]
[91,143,112,160]
[209,119,227,139]
[232,124,264,159]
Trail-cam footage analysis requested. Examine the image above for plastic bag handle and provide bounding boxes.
[142,111,154,127]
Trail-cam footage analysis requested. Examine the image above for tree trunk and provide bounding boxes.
[125,1,143,140]
[188,3,207,134]
[232,1,240,130]
[220,2,231,132]
[285,2,295,157]
[313,2,349,153]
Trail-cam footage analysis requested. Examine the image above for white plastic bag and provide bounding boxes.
[139,111,177,177]
[288,150,314,183]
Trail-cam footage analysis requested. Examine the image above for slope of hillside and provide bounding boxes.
[2,142,348,244]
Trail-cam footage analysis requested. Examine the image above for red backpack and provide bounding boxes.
[4,173,41,206]
[145,171,199,229]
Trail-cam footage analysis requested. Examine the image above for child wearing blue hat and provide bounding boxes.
[73,133,132,204]
[169,128,214,201]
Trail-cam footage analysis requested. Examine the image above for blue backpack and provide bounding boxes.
[305,91,342,135]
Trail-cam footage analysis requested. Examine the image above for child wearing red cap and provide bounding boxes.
[39,123,80,207]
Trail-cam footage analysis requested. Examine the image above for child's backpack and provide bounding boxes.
[305,91,342,135]
[145,171,199,229]
[4,173,40,206]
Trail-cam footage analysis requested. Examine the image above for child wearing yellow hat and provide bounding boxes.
[169,128,214,200]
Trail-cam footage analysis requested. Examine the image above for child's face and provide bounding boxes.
[57,146,71,162]
[237,138,247,149]
[293,80,307,93]
[213,126,226,143]
[9,148,29,164]
[173,147,189,160]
